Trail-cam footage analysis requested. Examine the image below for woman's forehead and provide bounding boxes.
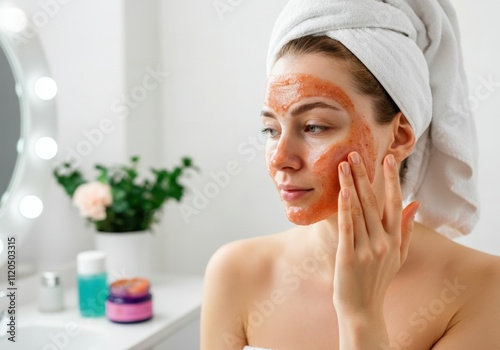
[264,73,355,116]
[269,54,353,88]
[266,54,375,119]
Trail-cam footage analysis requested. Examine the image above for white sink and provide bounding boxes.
[1,324,108,350]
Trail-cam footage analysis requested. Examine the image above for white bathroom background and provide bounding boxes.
[7,0,500,347]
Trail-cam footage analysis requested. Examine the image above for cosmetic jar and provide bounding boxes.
[38,271,64,312]
[106,277,153,323]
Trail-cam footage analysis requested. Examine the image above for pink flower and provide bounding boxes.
[73,182,112,221]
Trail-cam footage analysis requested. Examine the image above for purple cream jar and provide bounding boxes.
[105,278,153,324]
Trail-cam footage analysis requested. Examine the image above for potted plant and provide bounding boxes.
[53,156,197,280]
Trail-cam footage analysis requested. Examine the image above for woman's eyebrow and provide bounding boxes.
[260,110,276,119]
[260,101,342,119]
[290,101,341,117]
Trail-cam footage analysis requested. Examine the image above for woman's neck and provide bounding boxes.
[305,218,341,281]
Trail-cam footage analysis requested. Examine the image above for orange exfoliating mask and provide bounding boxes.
[265,73,377,224]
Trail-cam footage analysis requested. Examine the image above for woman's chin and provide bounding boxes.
[285,206,334,226]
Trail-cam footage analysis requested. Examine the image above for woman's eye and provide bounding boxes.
[261,127,279,138]
[305,125,329,134]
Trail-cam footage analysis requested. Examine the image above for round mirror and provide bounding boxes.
[0,40,21,206]
[0,6,58,267]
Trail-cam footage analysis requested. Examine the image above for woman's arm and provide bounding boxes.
[334,152,419,349]
[200,243,248,350]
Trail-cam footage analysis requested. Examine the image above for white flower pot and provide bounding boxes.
[94,231,151,283]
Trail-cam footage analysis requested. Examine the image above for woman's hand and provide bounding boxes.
[333,151,419,348]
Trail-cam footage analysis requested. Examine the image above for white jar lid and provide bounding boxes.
[41,271,60,287]
[77,250,106,275]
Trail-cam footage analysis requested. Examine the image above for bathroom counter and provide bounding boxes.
[10,274,204,349]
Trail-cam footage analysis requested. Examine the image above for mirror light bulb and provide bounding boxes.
[1,7,28,33]
[15,83,23,97]
[16,138,24,154]
[35,137,58,160]
[34,77,57,100]
[19,195,43,219]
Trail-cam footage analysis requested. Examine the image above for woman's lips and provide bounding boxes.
[279,185,313,201]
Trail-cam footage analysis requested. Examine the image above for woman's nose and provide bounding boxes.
[269,134,302,171]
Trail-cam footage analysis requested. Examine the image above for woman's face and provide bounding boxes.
[262,53,392,225]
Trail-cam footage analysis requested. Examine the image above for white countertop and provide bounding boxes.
[2,274,203,350]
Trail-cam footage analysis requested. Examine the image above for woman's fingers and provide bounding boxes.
[339,151,418,261]
[337,186,354,253]
[335,152,417,316]
[382,154,419,262]
[347,152,383,238]
[338,156,369,248]
[400,201,420,261]
[382,154,403,236]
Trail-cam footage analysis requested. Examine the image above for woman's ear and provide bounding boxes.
[388,112,416,163]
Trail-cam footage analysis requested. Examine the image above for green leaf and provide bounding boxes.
[95,165,109,183]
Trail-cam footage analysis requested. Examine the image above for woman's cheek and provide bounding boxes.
[266,149,277,179]
[309,143,352,216]
[352,120,378,184]
[285,140,364,225]
[307,126,378,221]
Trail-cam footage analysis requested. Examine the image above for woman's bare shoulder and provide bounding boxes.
[406,224,500,311]
[449,236,500,295]
[201,229,296,348]
[412,224,500,269]
[204,228,297,290]
[446,236,500,299]
[414,227,500,348]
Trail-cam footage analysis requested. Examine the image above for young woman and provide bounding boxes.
[201,1,500,349]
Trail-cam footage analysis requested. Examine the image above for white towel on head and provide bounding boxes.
[266,0,479,237]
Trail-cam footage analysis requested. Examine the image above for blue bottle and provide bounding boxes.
[77,251,108,317]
